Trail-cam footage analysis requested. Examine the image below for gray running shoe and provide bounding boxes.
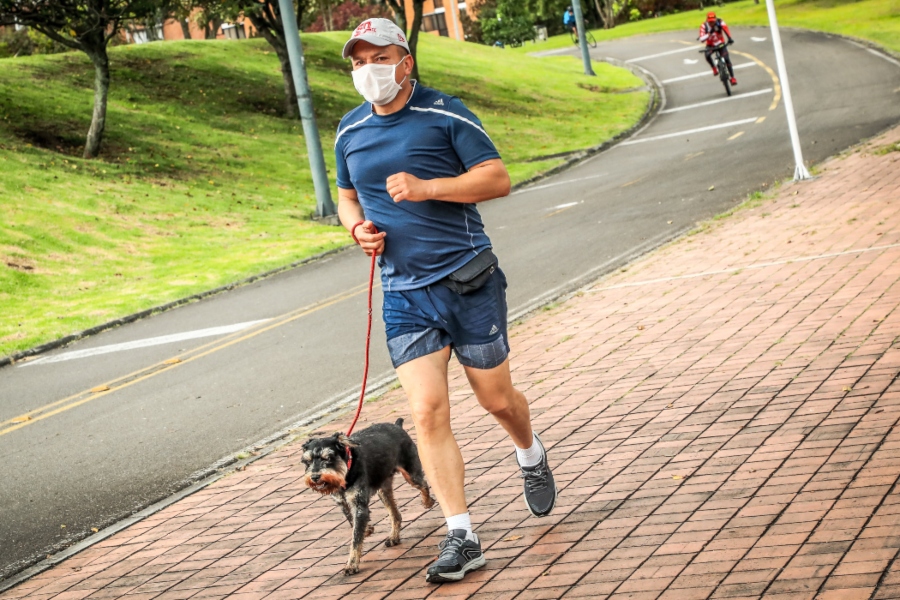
[519,434,557,517]
[425,529,486,583]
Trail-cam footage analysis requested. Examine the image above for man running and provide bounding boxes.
[699,11,737,85]
[335,18,558,584]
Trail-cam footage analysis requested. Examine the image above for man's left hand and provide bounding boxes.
[387,172,432,203]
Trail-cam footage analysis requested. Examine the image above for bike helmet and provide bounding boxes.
[707,11,717,20]
[567,5,573,10]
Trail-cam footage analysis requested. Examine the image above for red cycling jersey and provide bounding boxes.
[699,19,731,47]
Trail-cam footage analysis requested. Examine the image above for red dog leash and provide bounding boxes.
[346,222,378,437]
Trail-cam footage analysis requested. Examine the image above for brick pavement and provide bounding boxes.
[3,127,900,600]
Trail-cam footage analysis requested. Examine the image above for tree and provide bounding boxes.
[379,0,406,38]
[0,0,167,158]
[406,0,422,81]
[480,0,535,47]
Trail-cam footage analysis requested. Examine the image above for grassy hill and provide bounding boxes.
[0,33,647,358]
[517,0,899,55]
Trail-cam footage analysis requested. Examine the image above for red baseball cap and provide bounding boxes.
[707,11,717,20]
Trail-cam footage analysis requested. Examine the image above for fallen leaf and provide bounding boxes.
[90,385,110,393]
[164,358,182,365]
[637,325,644,330]
[91,528,99,533]
[60,524,66,529]
[502,535,523,542]
[666,404,673,409]
[11,415,32,424]
[667,220,673,224]
[708,185,715,191]
[842,386,853,392]
[672,475,683,480]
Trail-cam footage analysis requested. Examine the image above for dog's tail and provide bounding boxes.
[394,417,404,429]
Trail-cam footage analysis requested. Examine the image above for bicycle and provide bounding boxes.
[700,41,733,96]
[570,27,597,49]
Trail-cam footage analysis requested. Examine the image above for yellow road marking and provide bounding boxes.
[731,50,781,111]
[728,131,745,141]
[756,116,767,124]
[684,151,705,161]
[1,282,373,438]
[620,178,643,188]
[544,206,576,218]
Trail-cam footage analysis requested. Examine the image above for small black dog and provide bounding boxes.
[300,418,435,574]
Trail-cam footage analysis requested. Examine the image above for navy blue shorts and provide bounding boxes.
[383,268,509,370]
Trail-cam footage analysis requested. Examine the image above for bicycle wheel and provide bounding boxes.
[719,58,731,96]
[586,30,597,48]
[570,30,579,46]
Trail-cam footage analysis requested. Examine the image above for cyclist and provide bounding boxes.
[699,11,737,85]
[563,6,577,35]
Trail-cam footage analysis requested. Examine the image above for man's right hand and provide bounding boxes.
[353,220,386,257]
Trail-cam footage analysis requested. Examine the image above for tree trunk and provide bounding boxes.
[266,34,298,117]
[324,3,333,31]
[205,18,222,39]
[594,0,614,28]
[408,0,423,82]
[384,0,407,39]
[83,46,110,159]
[180,18,192,40]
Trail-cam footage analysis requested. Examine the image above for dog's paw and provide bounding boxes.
[343,564,359,576]
[385,538,401,548]
[422,497,435,509]
[365,524,375,538]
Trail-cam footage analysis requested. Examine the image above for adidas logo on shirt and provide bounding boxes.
[489,324,499,335]
[434,98,444,106]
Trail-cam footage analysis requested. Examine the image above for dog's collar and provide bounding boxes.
[346,448,353,471]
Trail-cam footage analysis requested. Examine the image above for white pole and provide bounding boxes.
[765,0,812,180]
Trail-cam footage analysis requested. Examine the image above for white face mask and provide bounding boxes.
[352,58,407,106]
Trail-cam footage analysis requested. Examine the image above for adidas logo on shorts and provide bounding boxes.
[489,324,499,335]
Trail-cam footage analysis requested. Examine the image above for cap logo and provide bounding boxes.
[353,21,377,37]
[397,32,406,42]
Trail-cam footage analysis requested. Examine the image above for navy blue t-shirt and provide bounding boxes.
[335,83,501,292]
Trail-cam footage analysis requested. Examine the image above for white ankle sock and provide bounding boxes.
[516,434,543,467]
[446,512,473,537]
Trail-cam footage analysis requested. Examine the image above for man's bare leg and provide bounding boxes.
[463,358,533,448]
[395,346,468,518]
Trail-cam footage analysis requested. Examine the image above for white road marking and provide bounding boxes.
[619,118,759,146]
[660,88,773,114]
[661,62,755,84]
[683,58,699,65]
[21,320,271,367]
[867,48,900,68]
[625,46,699,63]
[514,173,606,194]
[587,243,900,292]
[751,37,767,42]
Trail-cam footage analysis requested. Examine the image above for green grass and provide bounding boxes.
[0,33,646,357]
[515,0,899,55]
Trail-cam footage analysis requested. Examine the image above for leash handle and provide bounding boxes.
[346,224,378,437]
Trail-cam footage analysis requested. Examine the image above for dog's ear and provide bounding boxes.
[332,432,359,448]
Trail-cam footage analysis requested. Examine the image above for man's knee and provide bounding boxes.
[408,396,450,434]
[478,385,524,417]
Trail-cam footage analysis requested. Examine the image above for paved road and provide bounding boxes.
[1,29,898,581]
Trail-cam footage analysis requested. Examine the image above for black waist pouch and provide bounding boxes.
[437,249,498,295]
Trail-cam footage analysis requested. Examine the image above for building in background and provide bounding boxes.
[404,0,467,41]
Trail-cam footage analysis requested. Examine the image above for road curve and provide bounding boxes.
[1,28,898,581]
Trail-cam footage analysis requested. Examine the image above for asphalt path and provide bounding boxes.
[2,28,899,581]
